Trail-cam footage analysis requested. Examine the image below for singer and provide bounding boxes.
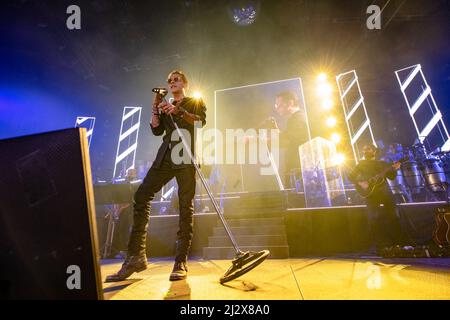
[106,70,207,282]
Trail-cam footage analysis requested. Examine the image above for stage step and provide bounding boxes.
[208,235,287,247]
[212,225,285,236]
[204,217,289,259]
[218,217,285,227]
[203,245,290,259]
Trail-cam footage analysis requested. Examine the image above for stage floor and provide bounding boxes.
[101,256,450,300]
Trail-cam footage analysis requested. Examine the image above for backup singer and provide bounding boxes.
[106,70,206,282]
[264,91,309,187]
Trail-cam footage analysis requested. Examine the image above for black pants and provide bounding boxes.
[109,205,133,257]
[366,189,404,249]
[127,156,196,262]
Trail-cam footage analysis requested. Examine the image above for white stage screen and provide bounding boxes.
[214,78,311,193]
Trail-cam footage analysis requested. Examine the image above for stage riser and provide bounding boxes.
[208,235,288,247]
[148,191,306,216]
[96,204,440,259]
[213,225,286,236]
[284,208,371,256]
[216,217,285,227]
[285,204,439,256]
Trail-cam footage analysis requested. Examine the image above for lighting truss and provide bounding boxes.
[336,70,377,162]
[75,116,96,148]
[112,107,142,180]
[395,64,450,152]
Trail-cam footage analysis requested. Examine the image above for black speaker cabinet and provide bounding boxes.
[0,128,103,300]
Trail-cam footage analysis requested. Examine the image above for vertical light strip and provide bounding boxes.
[441,139,450,152]
[409,86,431,116]
[336,76,357,163]
[351,120,370,145]
[419,111,442,142]
[342,77,358,98]
[395,64,450,152]
[75,116,96,148]
[336,70,376,163]
[400,64,421,91]
[345,97,364,121]
[112,107,142,180]
[357,78,377,150]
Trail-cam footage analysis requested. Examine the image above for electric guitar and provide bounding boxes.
[354,159,406,198]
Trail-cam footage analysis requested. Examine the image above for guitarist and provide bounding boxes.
[348,144,406,254]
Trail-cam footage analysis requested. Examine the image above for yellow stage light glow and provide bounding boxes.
[331,133,341,143]
[332,153,345,166]
[317,73,328,82]
[316,83,332,97]
[193,91,202,99]
[326,117,337,127]
[322,99,334,110]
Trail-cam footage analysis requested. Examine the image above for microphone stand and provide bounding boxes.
[158,94,241,254]
[156,92,270,284]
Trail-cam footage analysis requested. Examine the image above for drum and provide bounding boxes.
[412,143,428,162]
[387,169,407,195]
[391,143,403,153]
[435,151,450,183]
[401,161,423,194]
[420,158,447,192]
[402,148,415,162]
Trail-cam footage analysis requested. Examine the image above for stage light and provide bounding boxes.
[331,133,341,143]
[322,99,334,110]
[326,117,337,127]
[193,91,202,99]
[317,73,328,82]
[332,153,345,166]
[316,83,333,97]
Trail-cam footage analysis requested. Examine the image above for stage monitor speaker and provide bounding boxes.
[0,128,103,300]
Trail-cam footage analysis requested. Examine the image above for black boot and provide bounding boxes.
[169,261,188,281]
[105,254,148,282]
[174,239,191,264]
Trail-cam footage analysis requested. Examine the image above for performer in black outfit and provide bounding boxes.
[106,169,137,259]
[107,70,206,282]
[271,91,309,187]
[348,144,405,254]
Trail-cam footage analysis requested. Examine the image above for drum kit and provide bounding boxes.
[386,143,450,202]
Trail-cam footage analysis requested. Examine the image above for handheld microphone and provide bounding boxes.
[152,87,168,96]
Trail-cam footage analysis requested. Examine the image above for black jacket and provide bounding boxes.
[150,97,206,169]
[348,159,396,200]
[280,110,309,170]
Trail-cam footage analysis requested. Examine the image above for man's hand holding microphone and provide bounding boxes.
[152,87,180,116]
